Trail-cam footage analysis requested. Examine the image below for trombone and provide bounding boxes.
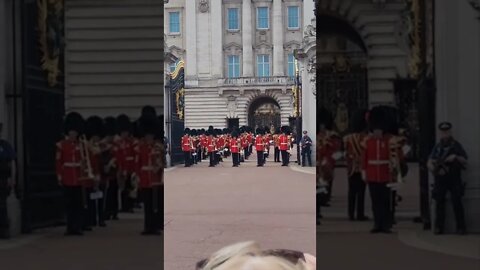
[79,134,94,208]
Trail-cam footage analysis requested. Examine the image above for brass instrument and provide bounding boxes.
[78,135,94,208]
[79,135,94,180]
[388,136,403,184]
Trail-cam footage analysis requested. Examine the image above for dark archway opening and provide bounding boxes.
[248,97,281,130]
[316,14,369,136]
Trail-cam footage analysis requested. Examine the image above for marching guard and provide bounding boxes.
[56,112,87,236]
[317,108,341,204]
[230,130,241,167]
[255,128,266,167]
[273,128,280,162]
[279,126,290,166]
[116,114,136,213]
[135,115,162,235]
[103,117,120,221]
[182,128,192,167]
[362,106,402,234]
[343,110,369,221]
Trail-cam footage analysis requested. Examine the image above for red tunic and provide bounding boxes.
[181,135,191,152]
[116,137,136,174]
[279,135,289,151]
[230,138,240,153]
[135,141,160,189]
[255,135,265,151]
[216,136,225,149]
[56,139,83,187]
[200,135,207,148]
[362,135,393,183]
[207,136,215,152]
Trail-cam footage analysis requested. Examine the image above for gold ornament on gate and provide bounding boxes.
[37,0,64,87]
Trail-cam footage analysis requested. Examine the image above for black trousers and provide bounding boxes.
[232,153,240,166]
[142,187,162,233]
[88,185,106,226]
[183,151,191,166]
[121,174,134,212]
[209,152,215,166]
[64,186,84,233]
[0,185,10,238]
[368,182,392,230]
[433,176,466,231]
[197,148,202,163]
[84,187,95,228]
[106,180,119,219]
[257,151,264,166]
[348,173,366,219]
[301,150,312,166]
[281,150,289,165]
[274,147,280,162]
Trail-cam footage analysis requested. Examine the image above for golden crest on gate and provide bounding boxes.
[176,88,185,120]
[37,0,64,87]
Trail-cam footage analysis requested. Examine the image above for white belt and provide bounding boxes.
[368,160,389,165]
[183,144,190,146]
[64,162,81,167]
[141,166,154,171]
[281,143,288,145]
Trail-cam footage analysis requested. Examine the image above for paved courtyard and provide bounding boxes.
[0,213,162,270]
[318,166,480,270]
[164,151,316,270]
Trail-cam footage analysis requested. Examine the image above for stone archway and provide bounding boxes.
[247,96,281,130]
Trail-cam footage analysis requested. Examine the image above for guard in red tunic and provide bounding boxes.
[279,126,290,166]
[216,131,225,163]
[56,112,86,236]
[181,128,192,167]
[115,114,136,213]
[83,116,104,230]
[343,110,369,221]
[255,128,266,167]
[362,106,398,234]
[230,130,241,167]
[206,128,216,167]
[135,115,162,235]
[102,117,119,221]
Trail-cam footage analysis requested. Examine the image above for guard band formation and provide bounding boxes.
[181,125,297,168]
[316,106,409,233]
[55,106,164,236]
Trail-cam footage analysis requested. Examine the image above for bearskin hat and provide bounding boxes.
[318,107,334,130]
[368,106,388,132]
[138,114,160,137]
[281,126,291,134]
[184,128,191,135]
[85,116,104,139]
[275,127,281,134]
[191,129,197,136]
[64,112,85,134]
[141,106,157,117]
[231,129,239,138]
[104,117,117,137]
[116,114,132,133]
[255,128,264,135]
[350,109,368,133]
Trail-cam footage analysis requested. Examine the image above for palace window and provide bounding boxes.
[227,8,239,30]
[228,55,240,78]
[169,12,180,34]
[257,7,269,29]
[287,6,299,29]
[288,54,295,77]
[257,54,270,77]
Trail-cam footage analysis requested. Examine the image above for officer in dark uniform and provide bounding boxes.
[0,123,16,239]
[428,122,468,235]
[300,130,313,167]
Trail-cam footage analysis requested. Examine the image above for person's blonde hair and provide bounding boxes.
[199,241,308,270]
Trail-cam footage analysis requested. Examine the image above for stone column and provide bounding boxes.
[272,0,284,76]
[435,0,480,232]
[242,0,253,77]
[211,0,223,78]
[185,0,198,83]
